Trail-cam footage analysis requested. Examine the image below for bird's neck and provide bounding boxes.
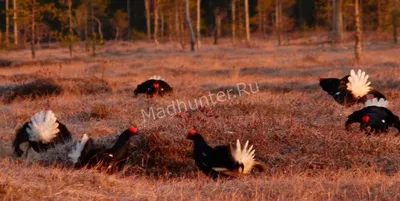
[193,135,211,151]
[111,132,132,150]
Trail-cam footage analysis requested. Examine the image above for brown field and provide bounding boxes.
[1,36,400,200]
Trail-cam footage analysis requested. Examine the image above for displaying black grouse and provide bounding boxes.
[319,69,386,107]
[69,127,138,173]
[345,98,400,135]
[13,110,72,157]
[186,129,266,179]
[134,75,173,97]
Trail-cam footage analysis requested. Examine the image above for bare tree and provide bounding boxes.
[196,0,201,48]
[13,0,18,45]
[91,0,95,56]
[111,10,128,40]
[244,0,250,45]
[127,0,131,40]
[175,0,180,42]
[238,0,243,38]
[355,0,362,62]
[275,0,282,46]
[68,0,73,59]
[92,16,103,43]
[6,0,10,47]
[393,0,399,44]
[332,0,343,43]
[213,8,225,45]
[161,10,165,41]
[185,0,196,52]
[31,0,35,59]
[145,0,151,40]
[377,0,382,32]
[231,0,236,44]
[154,0,159,48]
[84,2,88,51]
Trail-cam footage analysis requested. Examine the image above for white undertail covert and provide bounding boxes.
[232,139,256,174]
[347,69,371,98]
[26,110,59,143]
[365,98,389,108]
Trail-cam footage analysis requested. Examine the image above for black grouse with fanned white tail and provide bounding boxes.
[134,75,173,97]
[346,98,400,135]
[186,129,266,179]
[319,69,386,107]
[69,127,138,173]
[12,110,72,157]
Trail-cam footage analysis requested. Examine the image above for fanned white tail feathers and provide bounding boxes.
[346,69,371,98]
[232,139,256,174]
[26,110,59,143]
[365,98,389,108]
[149,75,165,81]
[68,134,89,164]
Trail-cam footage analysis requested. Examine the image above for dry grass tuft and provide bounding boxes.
[1,78,63,104]
[0,59,13,68]
[58,77,112,95]
[90,103,111,119]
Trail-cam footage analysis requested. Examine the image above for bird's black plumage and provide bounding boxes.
[74,138,106,169]
[101,128,138,172]
[187,130,241,179]
[75,127,138,173]
[13,120,72,157]
[319,71,386,107]
[134,78,173,97]
[346,106,400,135]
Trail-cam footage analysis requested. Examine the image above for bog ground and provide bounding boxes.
[1,37,400,200]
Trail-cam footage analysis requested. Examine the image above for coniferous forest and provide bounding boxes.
[0,0,399,57]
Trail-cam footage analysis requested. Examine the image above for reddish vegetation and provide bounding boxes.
[1,39,400,200]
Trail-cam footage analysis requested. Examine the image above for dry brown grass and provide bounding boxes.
[1,38,400,200]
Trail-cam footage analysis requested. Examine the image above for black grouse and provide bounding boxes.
[134,75,173,97]
[346,98,400,135]
[186,129,266,179]
[13,110,72,157]
[69,127,138,173]
[319,69,385,107]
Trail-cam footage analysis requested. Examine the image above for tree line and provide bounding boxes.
[0,0,399,61]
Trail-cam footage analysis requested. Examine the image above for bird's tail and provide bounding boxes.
[365,98,389,108]
[346,69,371,98]
[68,134,90,164]
[26,110,59,143]
[253,161,268,172]
[232,139,256,174]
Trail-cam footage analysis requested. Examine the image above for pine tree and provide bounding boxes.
[245,0,250,45]
[231,0,236,44]
[355,0,362,62]
[275,0,282,45]
[6,0,10,47]
[393,0,398,44]
[154,0,159,48]
[127,0,131,40]
[68,0,73,59]
[145,0,151,40]
[196,0,201,48]
[332,0,343,43]
[185,0,195,52]
[13,0,18,45]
